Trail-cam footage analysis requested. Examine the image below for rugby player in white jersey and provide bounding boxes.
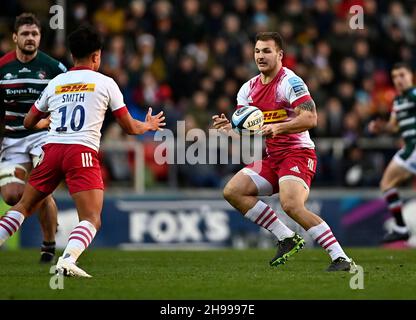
[0,25,165,277]
[213,32,355,271]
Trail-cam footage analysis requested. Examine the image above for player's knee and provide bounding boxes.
[281,199,302,216]
[380,177,393,192]
[1,190,23,206]
[223,183,239,203]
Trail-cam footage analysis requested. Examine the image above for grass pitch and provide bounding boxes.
[0,248,415,300]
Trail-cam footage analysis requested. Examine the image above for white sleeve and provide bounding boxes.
[107,78,126,111]
[236,81,251,107]
[283,75,311,106]
[34,83,51,112]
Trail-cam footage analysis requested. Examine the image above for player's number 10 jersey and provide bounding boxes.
[34,68,126,152]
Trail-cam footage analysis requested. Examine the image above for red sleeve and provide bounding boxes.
[30,105,48,118]
[112,106,129,118]
[291,95,312,108]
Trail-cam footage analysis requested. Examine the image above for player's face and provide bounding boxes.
[13,24,41,55]
[254,40,282,75]
[391,68,413,93]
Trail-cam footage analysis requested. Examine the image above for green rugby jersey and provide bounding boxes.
[0,50,66,138]
[393,87,416,143]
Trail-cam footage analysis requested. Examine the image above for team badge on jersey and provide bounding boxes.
[37,71,47,80]
[288,77,307,97]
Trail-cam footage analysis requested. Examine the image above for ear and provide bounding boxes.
[12,33,17,44]
[91,52,98,63]
[91,50,101,63]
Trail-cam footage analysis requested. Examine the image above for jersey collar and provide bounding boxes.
[70,66,93,71]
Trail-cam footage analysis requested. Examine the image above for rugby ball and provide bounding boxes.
[231,106,264,135]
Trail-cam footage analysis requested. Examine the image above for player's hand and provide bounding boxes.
[212,113,231,132]
[33,116,51,130]
[145,107,166,131]
[368,119,383,134]
[261,124,283,137]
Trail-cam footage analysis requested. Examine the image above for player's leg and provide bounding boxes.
[379,156,413,242]
[0,163,30,205]
[223,160,304,266]
[56,144,104,277]
[31,142,58,262]
[0,183,48,246]
[279,179,353,271]
[38,195,58,262]
[56,189,103,278]
[223,161,295,241]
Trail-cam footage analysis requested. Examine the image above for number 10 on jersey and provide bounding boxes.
[56,105,85,132]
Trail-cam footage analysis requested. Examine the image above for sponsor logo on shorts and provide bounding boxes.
[290,166,301,173]
[308,158,314,171]
[262,110,287,123]
[81,152,93,167]
[55,83,95,94]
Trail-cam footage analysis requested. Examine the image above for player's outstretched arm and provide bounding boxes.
[368,114,398,135]
[261,99,317,137]
[24,105,50,130]
[212,113,240,137]
[116,107,165,135]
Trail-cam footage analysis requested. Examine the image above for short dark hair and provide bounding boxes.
[255,32,284,50]
[392,62,413,73]
[68,25,103,59]
[14,13,41,33]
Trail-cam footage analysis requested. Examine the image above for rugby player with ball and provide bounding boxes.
[212,32,355,271]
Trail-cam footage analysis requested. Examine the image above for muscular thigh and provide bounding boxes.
[0,162,32,203]
[240,158,279,196]
[225,169,259,197]
[381,158,413,190]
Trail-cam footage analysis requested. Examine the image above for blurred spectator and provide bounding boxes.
[93,0,125,34]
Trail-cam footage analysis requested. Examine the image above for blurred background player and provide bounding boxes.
[213,32,354,271]
[0,25,165,277]
[368,63,416,243]
[0,13,67,263]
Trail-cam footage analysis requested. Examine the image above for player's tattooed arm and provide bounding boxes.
[262,98,318,136]
[295,99,316,113]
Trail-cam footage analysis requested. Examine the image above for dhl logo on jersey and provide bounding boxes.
[263,110,288,123]
[55,83,95,94]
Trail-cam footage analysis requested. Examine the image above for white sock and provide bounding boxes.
[245,201,295,241]
[307,221,349,261]
[0,210,25,246]
[62,220,96,264]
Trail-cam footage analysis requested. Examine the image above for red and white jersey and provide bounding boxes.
[237,67,315,155]
[33,66,127,152]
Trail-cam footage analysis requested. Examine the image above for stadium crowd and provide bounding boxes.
[1,0,416,189]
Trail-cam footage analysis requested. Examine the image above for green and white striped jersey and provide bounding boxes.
[0,50,66,138]
[392,86,416,145]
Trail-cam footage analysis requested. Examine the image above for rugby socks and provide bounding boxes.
[245,200,295,241]
[62,220,96,264]
[383,188,407,229]
[0,210,25,246]
[41,241,56,257]
[307,221,349,261]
